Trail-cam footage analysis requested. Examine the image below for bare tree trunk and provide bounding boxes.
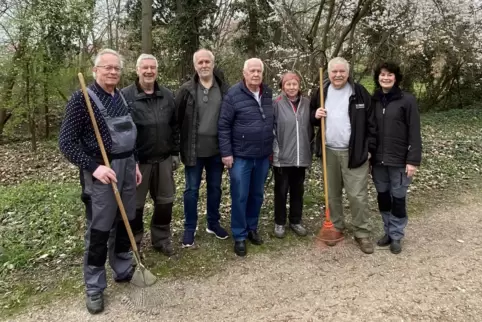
[106,0,114,48]
[332,0,374,58]
[246,0,258,57]
[142,0,153,54]
[307,0,326,81]
[115,0,121,50]
[0,109,11,138]
[26,61,36,151]
[43,65,49,139]
[0,73,17,137]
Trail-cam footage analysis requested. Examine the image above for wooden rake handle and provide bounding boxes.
[77,73,140,256]
[319,68,330,219]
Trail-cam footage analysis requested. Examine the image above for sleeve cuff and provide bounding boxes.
[87,160,99,173]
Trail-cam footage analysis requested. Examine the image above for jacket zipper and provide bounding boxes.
[296,114,300,167]
[347,95,354,169]
[381,107,386,165]
[290,100,300,167]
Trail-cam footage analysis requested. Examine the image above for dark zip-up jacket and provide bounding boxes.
[310,78,377,169]
[372,86,422,167]
[218,81,274,159]
[121,79,179,163]
[175,69,230,166]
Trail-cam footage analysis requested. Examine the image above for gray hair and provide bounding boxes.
[243,58,264,72]
[327,57,350,73]
[93,48,123,79]
[136,53,158,68]
[193,49,215,65]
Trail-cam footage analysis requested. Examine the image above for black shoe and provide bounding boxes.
[86,293,104,314]
[390,240,402,254]
[247,230,263,245]
[377,234,391,247]
[154,241,176,257]
[234,240,246,257]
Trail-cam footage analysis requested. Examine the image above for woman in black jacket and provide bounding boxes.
[371,61,422,254]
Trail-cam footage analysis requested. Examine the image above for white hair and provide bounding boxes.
[243,58,264,72]
[327,57,350,73]
[92,48,123,79]
[136,53,158,68]
[193,49,215,65]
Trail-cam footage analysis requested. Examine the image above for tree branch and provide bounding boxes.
[332,0,374,57]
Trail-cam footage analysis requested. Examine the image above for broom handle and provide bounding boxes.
[77,73,140,260]
[319,68,330,220]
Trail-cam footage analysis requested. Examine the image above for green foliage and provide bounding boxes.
[1,107,482,314]
[0,182,84,274]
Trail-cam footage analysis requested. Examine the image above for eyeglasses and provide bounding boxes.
[202,88,209,103]
[96,65,122,72]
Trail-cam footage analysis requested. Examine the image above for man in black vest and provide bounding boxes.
[122,54,180,257]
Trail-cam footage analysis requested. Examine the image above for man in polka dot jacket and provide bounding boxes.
[59,49,142,315]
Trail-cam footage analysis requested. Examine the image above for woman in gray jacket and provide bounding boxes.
[272,72,313,238]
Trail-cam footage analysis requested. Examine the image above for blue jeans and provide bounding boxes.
[183,155,224,232]
[229,156,270,241]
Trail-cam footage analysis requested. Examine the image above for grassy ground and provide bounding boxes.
[1,107,481,316]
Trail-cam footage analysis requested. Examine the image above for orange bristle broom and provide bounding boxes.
[316,67,344,246]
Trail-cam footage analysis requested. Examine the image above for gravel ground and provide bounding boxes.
[5,190,482,322]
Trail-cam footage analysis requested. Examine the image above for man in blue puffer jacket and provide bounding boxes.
[218,58,274,257]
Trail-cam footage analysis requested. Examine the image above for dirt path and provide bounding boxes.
[6,190,482,322]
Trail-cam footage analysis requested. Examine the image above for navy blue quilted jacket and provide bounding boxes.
[218,81,274,159]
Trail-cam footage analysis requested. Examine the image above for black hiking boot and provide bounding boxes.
[86,293,104,314]
[247,230,263,245]
[390,240,402,254]
[234,240,247,257]
[377,234,391,247]
[154,240,176,257]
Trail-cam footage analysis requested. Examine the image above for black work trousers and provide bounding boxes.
[273,166,306,225]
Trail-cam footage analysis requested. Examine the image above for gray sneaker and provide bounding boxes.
[86,293,104,314]
[274,224,285,238]
[290,223,307,236]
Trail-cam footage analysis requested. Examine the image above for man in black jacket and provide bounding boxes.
[122,54,180,256]
[311,57,377,254]
[175,49,230,248]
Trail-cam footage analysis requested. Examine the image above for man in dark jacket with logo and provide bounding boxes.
[175,49,230,247]
[218,58,274,257]
[122,54,180,256]
[311,57,377,254]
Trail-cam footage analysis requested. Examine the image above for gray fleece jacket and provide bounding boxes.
[272,93,313,168]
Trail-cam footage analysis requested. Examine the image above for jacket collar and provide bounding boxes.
[241,79,265,96]
[93,81,119,97]
[372,86,403,102]
[281,92,301,104]
[188,71,225,95]
[323,76,356,95]
[133,78,163,99]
